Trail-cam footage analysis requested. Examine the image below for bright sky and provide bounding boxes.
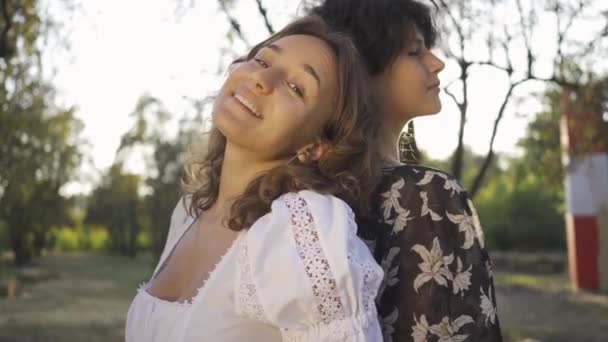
[48,0,606,194]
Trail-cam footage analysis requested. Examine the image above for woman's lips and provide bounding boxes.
[233,93,263,119]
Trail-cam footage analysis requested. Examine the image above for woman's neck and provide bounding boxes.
[378,115,409,167]
[210,143,284,215]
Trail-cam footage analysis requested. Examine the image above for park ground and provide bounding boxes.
[0,252,607,342]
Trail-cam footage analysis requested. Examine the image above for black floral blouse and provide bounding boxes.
[357,164,503,342]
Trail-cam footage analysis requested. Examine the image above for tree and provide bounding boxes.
[0,1,83,265]
[473,71,608,251]
[89,94,205,257]
[139,98,205,257]
[86,164,141,257]
[198,0,607,198]
[433,0,607,196]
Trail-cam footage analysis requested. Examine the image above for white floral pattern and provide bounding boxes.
[412,314,430,342]
[381,178,416,234]
[417,170,464,196]
[360,165,502,341]
[420,191,443,221]
[377,247,400,302]
[480,285,498,326]
[411,237,454,292]
[446,211,478,250]
[429,315,474,342]
[381,178,405,221]
[467,199,486,249]
[452,257,473,296]
[392,207,415,234]
[381,308,399,342]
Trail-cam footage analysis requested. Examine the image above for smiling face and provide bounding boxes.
[372,30,445,122]
[212,34,338,162]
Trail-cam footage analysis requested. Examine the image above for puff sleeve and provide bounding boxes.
[235,190,385,341]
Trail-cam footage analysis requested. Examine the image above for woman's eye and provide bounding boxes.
[288,82,304,98]
[254,58,269,68]
[408,49,421,56]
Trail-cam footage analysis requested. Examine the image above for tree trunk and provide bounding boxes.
[11,235,32,266]
[32,231,46,257]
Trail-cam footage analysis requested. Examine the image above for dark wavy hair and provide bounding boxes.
[181,15,381,231]
[310,0,439,163]
[309,0,439,76]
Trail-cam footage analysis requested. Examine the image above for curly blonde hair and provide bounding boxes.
[181,15,381,230]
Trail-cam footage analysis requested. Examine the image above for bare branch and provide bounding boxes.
[527,74,579,88]
[553,0,587,79]
[437,0,466,56]
[515,0,532,55]
[516,0,535,77]
[254,0,274,34]
[470,78,529,197]
[218,0,249,47]
[472,60,513,75]
[501,24,516,79]
[443,86,462,108]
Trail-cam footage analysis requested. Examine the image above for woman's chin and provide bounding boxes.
[212,110,242,144]
[423,102,442,116]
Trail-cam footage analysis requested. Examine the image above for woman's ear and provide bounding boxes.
[296,137,331,164]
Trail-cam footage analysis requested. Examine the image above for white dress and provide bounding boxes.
[125,190,385,342]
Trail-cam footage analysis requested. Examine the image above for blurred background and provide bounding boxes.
[1,0,608,341]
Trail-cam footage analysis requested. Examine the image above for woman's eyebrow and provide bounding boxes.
[264,43,322,88]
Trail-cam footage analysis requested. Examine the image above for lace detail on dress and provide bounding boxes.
[235,241,265,320]
[345,213,382,314]
[280,310,377,341]
[348,246,381,313]
[282,193,347,325]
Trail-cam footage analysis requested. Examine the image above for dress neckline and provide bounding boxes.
[141,215,244,307]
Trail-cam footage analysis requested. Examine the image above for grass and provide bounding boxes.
[1,252,608,341]
[0,252,156,342]
[495,272,571,292]
[495,271,608,342]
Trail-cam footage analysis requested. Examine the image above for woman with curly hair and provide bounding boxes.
[125,15,385,341]
[311,0,504,341]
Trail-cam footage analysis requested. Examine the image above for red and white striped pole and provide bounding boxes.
[560,91,608,291]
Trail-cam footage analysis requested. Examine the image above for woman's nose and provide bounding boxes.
[251,69,275,95]
[428,52,445,74]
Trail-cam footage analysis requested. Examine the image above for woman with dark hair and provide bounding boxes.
[311,0,504,341]
[125,16,385,341]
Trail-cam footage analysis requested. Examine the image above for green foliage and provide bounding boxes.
[421,145,502,191]
[53,227,80,252]
[136,231,152,250]
[0,1,83,265]
[0,0,47,60]
[87,227,110,251]
[48,225,109,252]
[422,147,566,251]
[473,83,568,252]
[86,166,142,257]
[421,86,568,252]
[114,94,203,257]
[475,169,565,251]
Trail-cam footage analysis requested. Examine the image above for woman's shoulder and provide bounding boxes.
[257,190,356,235]
[380,164,466,198]
[273,190,354,215]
